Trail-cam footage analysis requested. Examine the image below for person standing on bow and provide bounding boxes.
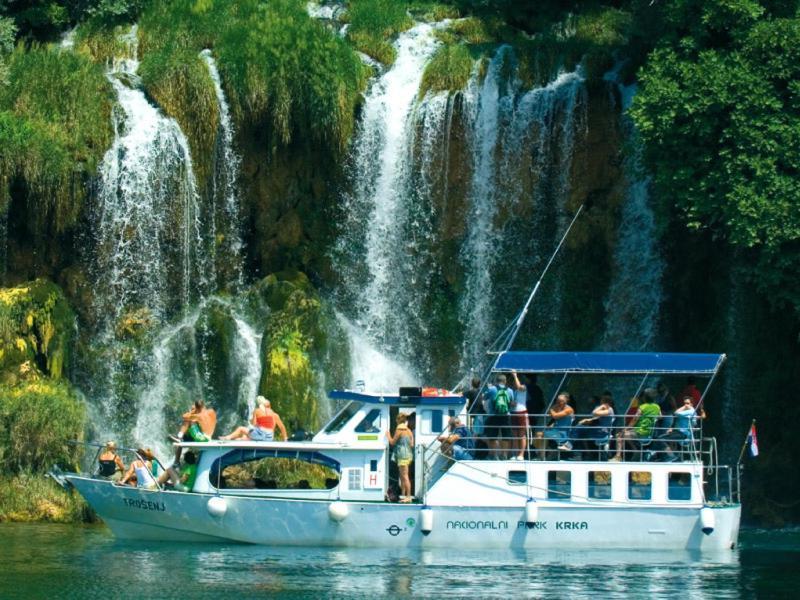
[387,413,414,503]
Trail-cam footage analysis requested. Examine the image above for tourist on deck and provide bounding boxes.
[97,441,125,482]
[611,389,661,461]
[171,399,217,465]
[438,416,474,460]
[387,413,414,502]
[464,377,484,437]
[220,396,288,441]
[536,392,575,457]
[509,371,529,460]
[485,374,513,459]
[157,451,199,491]
[573,393,615,454]
[119,448,158,489]
[657,397,707,461]
[525,373,545,427]
[655,381,676,430]
[679,376,703,408]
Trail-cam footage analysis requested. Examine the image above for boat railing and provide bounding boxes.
[65,440,168,490]
[430,412,717,464]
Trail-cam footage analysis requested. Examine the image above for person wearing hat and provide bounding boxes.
[219,396,288,442]
[120,448,158,489]
[97,441,125,482]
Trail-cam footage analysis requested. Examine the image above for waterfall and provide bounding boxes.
[85,27,259,452]
[601,79,665,351]
[333,22,443,382]
[90,25,207,333]
[459,49,586,372]
[200,49,245,292]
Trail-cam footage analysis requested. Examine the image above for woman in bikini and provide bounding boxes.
[387,413,414,502]
[97,441,125,482]
[219,396,288,441]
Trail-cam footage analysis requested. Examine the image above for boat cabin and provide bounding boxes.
[182,388,465,502]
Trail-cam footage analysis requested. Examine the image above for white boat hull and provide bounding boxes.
[68,476,740,550]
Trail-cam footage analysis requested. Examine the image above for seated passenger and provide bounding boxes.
[573,393,615,449]
[657,397,706,461]
[536,393,575,457]
[438,417,474,460]
[157,450,198,491]
[610,389,661,461]
[119,448,158,489]
[219,396,288,442]
[171,399,217,466]
[97,441,125,482]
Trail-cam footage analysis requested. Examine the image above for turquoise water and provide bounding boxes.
[1,524,798,598]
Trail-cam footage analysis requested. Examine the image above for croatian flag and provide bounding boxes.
[748,424,759,457]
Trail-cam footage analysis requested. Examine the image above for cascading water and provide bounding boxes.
[201,49,245,292]
[601,76,664,351]
[333,22,444,385]
[84,28,260,452]
[459,49,586,372]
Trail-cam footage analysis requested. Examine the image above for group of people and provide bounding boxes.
[461,374,707,462]
[97,395,289,490]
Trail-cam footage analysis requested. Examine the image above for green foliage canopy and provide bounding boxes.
[631,0,800,311]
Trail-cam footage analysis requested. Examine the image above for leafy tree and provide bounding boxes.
[631,0,800,312]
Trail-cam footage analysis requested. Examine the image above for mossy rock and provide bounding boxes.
[0,473,94,523]
[0,279,75,382]
[254,272,350,432]
[419,43,475,98]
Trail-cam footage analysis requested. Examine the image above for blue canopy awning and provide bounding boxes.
[494,352,726,375]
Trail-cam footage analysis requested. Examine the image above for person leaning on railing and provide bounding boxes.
[438,417,474,461]
[656,397,707,462]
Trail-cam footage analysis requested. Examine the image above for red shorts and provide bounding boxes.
[511,412,528,438]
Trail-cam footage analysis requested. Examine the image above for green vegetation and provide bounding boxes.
[346,0,414,64]
[0,472,92,522]
[419,43,474,96]
[222,457,338,489]
[0,279,76,382]
[0,45,112,235]
[630,0,800,314]
[0,379,86,473]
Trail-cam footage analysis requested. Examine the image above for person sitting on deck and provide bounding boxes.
[572,392,615,455]
[679,376,703,408]
[219,396,288,442]
[610,388,661,461]
[387,413,414,503]
[171,399,217,466]
[536,392,575,457]
[156,450,199,491]
[438,417,474,461]
[657,397,707,461]
[97,441,125,482]
[119,448,158,490]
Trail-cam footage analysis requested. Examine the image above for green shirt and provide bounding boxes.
[180,463,198,491]
[635,403,661,438]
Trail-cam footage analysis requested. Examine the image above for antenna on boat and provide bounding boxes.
[500,203,585,354]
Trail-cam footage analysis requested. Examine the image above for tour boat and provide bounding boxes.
[63,351,741,550]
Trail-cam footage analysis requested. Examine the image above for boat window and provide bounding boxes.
[508,470,527,485]
[668,472,692,501]
[547,470,571,500]
[420,409,443,434]
[347,468,362,491]
[324,401,363,433]
[355,409,382,433]
[589,470,612,500]
[628,471,652,500]
[215,456,339,490]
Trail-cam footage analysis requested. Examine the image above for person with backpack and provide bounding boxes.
[485,374,513,459]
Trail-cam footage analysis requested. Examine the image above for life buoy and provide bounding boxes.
[422,387,449,397]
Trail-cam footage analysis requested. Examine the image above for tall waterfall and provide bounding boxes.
[459,50,586,373]
[84,28,259,452]
[333,22,443,385]
[201,49,245,292]
[601,78,664,350]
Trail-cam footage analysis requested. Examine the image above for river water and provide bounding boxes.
[0,524,797,598]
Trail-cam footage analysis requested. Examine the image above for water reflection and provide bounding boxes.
[1,524,798,598]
